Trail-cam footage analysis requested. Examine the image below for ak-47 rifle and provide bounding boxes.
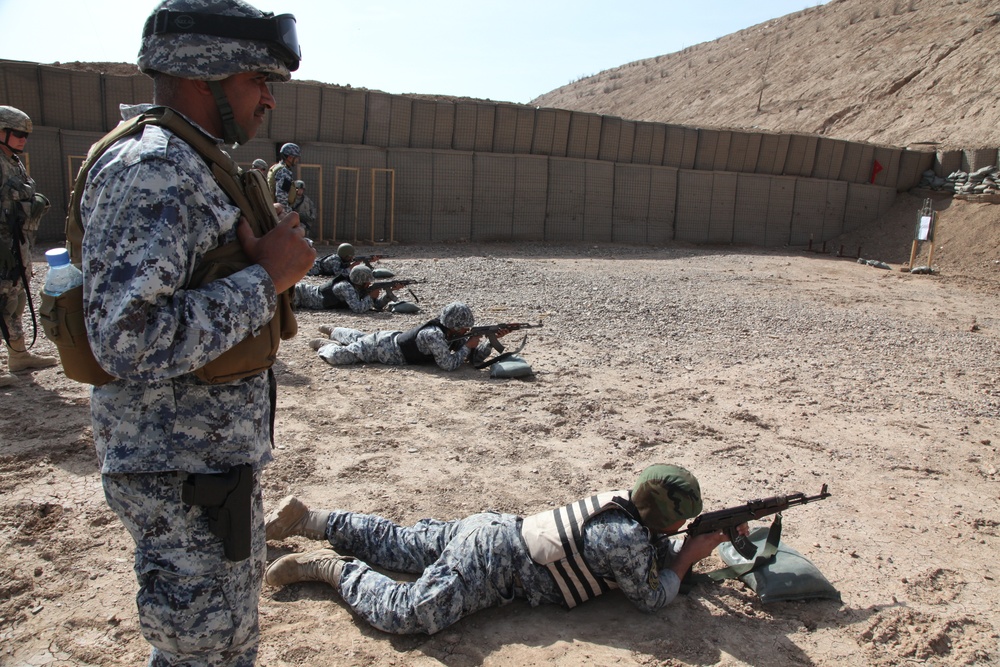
[449,322,543,354]
[354,254,389,268]
[669,484,831,559]
[369,278,423,303]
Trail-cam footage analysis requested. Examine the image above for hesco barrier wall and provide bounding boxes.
[2,59,960,246]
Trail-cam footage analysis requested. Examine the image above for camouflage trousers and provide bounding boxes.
[102,470,266,667]
[317,327,406,365]
[328,511,526,635]
[292,282,328,310]
[0,279,26,342]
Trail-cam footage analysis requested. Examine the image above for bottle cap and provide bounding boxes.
[45,248,70,268]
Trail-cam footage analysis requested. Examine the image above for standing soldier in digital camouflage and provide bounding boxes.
[268,141,299,209]
[80,1,313,665]
[262,464,743,635]
[0,105,56,386]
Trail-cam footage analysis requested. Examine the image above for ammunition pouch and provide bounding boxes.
[39,285,114,385]
[182,464,253,562]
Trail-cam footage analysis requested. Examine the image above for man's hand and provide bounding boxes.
[668,522,749,580]
[237,212,315,294]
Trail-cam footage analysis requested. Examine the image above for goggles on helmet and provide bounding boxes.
[143,10,300,72]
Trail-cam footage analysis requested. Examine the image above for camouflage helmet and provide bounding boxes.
[138,0,299,82]
[630,464,703,532]
[349,265,373,285]
[336,243,355,261]
[0,106,32,134]
[293,179,305,189]
[279,142,301,157]
[440,302,474,330]
[251,158,268,170]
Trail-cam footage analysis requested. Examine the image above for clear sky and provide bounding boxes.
[0,0,827,104]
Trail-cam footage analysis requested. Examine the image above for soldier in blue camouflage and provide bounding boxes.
[262,465,743,635]
[292,264,395,312]
[310,301,498,370]
[0,105,57,386]
[81,2,313,665]
[268,142,299,208]
[307,242,357,277]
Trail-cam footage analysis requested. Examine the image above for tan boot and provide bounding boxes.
[265,496,331,541]
[0,366,17,387]
[265,548,348,589]
[308,338,329,351]
[318,324,334,336]
[7,339,58,372]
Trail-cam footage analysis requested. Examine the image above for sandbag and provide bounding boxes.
[717,525,840,603]
[489,355,533,378]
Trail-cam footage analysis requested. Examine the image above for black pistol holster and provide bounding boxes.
[182,464,253,562]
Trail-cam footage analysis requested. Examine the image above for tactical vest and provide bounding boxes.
[520,490,639,608]
[318,275,351,310]
[267,161,297,207]
[396,318,447,364]
[40,106,297,386]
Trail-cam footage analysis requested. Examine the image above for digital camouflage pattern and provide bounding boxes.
[82,104,277,474]
[307,252,350,277]
[81,102,278,665]
[269,161,296,207]
[138,0,292,82]
[292,278,379,312]
[315,324,493,370]
[318,507,686,635]
[104,470,266,666]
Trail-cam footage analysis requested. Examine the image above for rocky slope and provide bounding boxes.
[533,0,1000,150]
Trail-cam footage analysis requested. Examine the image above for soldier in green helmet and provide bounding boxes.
[262,463,747,635]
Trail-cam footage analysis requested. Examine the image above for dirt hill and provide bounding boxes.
[533,0,1000,150]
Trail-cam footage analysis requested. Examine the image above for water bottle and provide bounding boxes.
[43,248,84,296]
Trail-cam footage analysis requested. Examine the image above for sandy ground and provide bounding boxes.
[2,194,999,666]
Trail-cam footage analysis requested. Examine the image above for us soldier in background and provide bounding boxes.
[0,105,56,386]
[80,1,313,664]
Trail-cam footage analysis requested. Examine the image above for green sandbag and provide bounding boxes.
[489,355,533,378]
[717,526,840,603]
[387,301,420,313]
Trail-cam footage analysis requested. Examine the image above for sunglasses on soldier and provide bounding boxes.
[7,130,28,139]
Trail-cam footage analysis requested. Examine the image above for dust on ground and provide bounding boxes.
[1,195,999,666]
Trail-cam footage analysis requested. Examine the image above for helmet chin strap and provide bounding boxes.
[1,130,23,154]
[207,80,248,147]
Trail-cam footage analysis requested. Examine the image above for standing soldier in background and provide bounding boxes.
[251,158,268,175]
[290,179,316,237]
[80,1,313,665]
[0,105,56,386]
[268,141,300,209]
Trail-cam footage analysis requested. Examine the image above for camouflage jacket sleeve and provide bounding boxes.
[415,326,473,371]
[81,125,278,381]
[332,279,374,313]
[581,511,682,612]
